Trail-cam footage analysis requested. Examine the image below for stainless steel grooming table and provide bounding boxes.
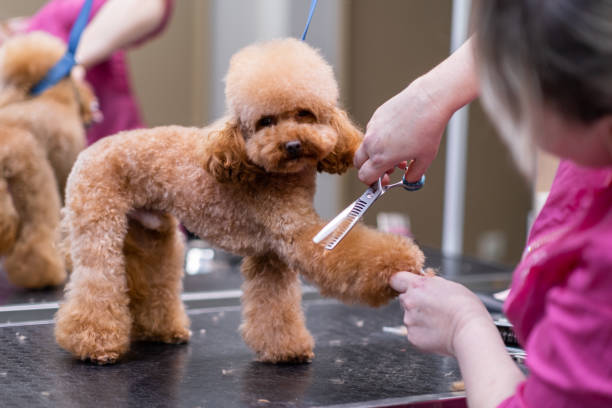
[0,245,515,408]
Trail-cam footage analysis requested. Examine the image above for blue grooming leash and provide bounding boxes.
[30,0,93,96]
[301,0,318,41]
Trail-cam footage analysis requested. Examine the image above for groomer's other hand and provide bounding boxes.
[390,271,491,357]
[353,78,449,185]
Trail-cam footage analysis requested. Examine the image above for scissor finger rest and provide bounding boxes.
[402,174,426,191]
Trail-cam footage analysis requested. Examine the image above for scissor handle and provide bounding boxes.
[401,174,426,191]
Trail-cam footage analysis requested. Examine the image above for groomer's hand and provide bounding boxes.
[354,38,479,186]
[390,271,492,356]
[353,78,449,185]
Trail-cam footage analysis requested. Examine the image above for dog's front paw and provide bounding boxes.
[159,327,192,344]
[87,351,121,365]
[256,346,315,364]
[133,326,192,344]
[242,321,315,364]
[310,225,425,307]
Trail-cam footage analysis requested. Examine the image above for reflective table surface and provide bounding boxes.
[0,243,515,407]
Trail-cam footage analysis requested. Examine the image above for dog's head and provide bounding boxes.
[206,38,362,183]
[0,31,101,126]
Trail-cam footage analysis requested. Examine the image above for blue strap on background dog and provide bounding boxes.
[301,0,318,41]
[30,0,93,96]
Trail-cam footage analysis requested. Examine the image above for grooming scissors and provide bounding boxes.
[313,170,425,250]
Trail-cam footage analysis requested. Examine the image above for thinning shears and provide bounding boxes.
[313,170,425,250]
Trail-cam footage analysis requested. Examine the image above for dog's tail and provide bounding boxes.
[0,177,18,254]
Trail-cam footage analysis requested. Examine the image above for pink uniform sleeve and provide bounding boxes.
[26,0,80,38]
[499,245,612,407]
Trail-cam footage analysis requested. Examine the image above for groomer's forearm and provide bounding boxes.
[418,36,479,119]
[75,0,165,68]
[453,318,525,408]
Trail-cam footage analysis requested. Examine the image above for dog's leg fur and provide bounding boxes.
[0,128,65,288]
[55,197,133,364]
[241,253,314,363]
[0,178,18,253]
[279,222,424,307]
[125,213,191,344]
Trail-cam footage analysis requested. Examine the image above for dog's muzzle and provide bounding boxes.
[285,141,303,159]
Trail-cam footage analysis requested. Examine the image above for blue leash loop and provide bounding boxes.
[30,0,93,96]
[301,0,318,41]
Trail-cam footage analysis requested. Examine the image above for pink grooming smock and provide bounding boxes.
[499,160,612,407]
[26,0,173,145]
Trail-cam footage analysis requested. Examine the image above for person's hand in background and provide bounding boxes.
[354,38,479,185]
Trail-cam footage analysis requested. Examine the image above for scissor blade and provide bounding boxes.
[324,190,378,250]
[312,203,353,244]
[312,185,381,249]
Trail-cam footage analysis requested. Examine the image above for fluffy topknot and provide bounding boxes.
[224,38,339,125]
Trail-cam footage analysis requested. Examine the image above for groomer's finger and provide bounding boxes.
[353,144,368,169]
[390,271,422,292]
[381,173,391,186]
[402,159,428,184]
[357,159,387,185]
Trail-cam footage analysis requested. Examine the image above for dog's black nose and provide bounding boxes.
[285,141,302,158]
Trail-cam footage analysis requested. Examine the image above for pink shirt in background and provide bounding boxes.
[27,0,173,145]
[500,160,612,407]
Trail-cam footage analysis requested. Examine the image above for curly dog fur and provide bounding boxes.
[0,32,98,288]
[56,38,424,364]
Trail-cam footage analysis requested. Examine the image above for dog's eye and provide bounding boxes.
[296,109,316,123]
[256,115,276,130]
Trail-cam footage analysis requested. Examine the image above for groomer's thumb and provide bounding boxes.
[390,272,417,292]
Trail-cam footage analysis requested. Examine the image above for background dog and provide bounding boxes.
[0,32,99,288]
[56,38,424,364]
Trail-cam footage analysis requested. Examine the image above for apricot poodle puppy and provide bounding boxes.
[0,32,98,288]
[56,38,424,364]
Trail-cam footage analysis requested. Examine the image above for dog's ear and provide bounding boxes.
[318,107,363,174]
[205,120,261,183]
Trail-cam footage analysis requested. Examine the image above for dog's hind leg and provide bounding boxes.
[240,253,314,363]
[0,128,65,288]
[124,211,191,344]
[55,196,133,364]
